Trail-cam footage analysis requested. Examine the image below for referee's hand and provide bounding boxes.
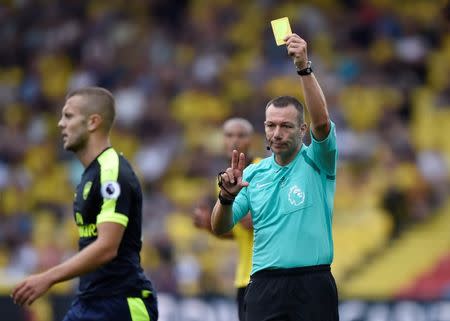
[285,33,308,70]
[218,150,249,197]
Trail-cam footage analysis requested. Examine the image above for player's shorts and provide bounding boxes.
[62,291,158,321]
[244,264,339,321]
[236,286,247,321]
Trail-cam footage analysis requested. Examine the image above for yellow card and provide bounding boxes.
[271,17,292,46]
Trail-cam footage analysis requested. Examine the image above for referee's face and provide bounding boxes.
[265,104,305,160]
[58,95,89,152]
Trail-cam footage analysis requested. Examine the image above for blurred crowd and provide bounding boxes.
[0,0,449,300]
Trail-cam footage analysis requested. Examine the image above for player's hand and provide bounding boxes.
[218,150,249,198]
[11,273,52,306]
[284,33,308,70]
[193,201,212,230]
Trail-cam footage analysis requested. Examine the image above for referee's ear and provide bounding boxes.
[299,122,307,138]
[87,113,103,133]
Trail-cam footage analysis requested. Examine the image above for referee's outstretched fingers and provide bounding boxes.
[231,150,246,180]
[229,150,240,184]
[237,152,246,172]
[226,167,235,185]
[218,150,249,197]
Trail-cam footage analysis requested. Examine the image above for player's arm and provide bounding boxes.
[11,222,124,306]
[285,34,330,140]
[193,202,234,238]
[41,222,124,281]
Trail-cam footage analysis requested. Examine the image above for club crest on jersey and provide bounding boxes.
[288,185,305,206]
[83,181,92,200]
[101,181,121,199]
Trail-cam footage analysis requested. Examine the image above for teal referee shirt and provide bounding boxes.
[233,121,338,274]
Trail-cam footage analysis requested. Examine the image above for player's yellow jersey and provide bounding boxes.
[231,223,253,288]
[231,157,261,288]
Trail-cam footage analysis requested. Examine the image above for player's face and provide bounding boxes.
[223,123,252,158]
[58,96,89,152]
[265,104,305,159]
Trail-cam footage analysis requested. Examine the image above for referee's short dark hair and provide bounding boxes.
[67,87,116,133]
[265,96,305,125]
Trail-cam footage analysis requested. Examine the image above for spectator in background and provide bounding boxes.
[12,87,158,321]
[211,34,339,321]
[193,117,258,321]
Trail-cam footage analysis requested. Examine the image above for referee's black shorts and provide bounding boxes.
[244,264,339,321]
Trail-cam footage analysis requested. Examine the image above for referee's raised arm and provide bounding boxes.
[285,33,330,140]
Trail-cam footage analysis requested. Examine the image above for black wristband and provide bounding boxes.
[218,192,234,205]
[296,60,313,76]
[217,171,238,197]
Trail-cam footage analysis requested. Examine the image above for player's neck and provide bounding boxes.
[76,137,112,167]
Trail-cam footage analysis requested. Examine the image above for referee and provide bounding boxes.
[12,87,158,321]
[211,33,339,321]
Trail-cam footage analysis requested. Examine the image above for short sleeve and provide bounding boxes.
[308,121,338,176]
[96,150,130,227]
[232,164,253,224]
[232,186,249,225]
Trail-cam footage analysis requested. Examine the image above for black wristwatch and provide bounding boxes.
[296,60,313,76]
